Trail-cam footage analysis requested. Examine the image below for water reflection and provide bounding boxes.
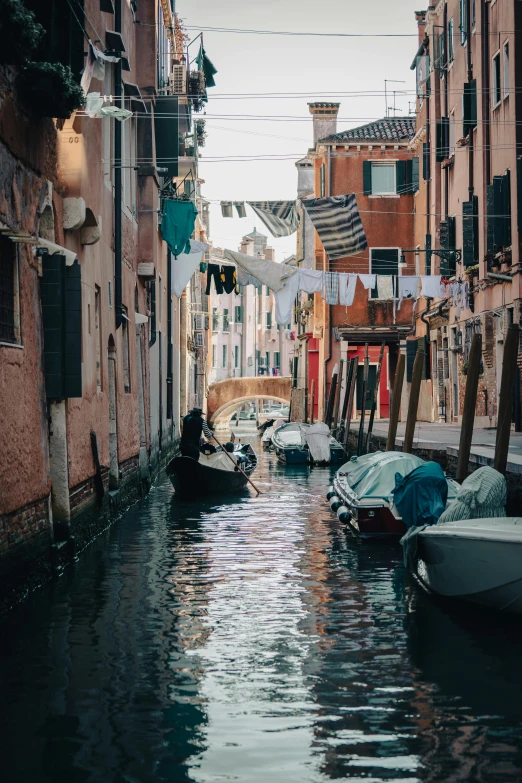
[2,445,522,782]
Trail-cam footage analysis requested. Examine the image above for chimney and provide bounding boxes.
[308,103,340,146]
[295,157,314,197]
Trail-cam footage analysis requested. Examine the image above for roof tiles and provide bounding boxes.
[321,116,416,143]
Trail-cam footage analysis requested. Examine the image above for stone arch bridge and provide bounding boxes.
[206,377,291,424]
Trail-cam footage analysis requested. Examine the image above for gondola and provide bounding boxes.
[167,443,257,497]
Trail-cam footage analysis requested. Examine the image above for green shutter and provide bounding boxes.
[493,175,505,247]
[64,261,82,398]
[425,233,432,275]
[422,142,430,181]
[503,169,512,247]
[463,80,477,136]
[486,183,495,253]
[363,161,372,195]
[406,340,417,382]
[463,200,475,267]
[518,158,522,235]
[411,157,419,192]
[40,254,65,399]
[439,220,450,276]
[436,118,449,162]
[155,96,179,178]
[396,160,406,194]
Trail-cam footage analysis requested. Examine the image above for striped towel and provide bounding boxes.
[247,201,299,237]
[324,272,339,305]
[301,194,367,260]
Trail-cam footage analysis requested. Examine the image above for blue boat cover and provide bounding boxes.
[392,461,448,529]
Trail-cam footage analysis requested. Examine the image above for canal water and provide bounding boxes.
[3,441,522,782]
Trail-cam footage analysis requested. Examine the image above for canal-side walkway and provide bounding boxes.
[2,443,522,782]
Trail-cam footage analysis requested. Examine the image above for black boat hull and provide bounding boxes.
[167,455,252,497]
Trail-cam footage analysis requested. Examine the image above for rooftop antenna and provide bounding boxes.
[384,80,406,117]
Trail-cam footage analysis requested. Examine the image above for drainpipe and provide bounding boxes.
[323,145,332,417]
[466,0,474,200]
[443,1,449,222]
[114,0,123,329]
[167,249,173,422]
[482,0,491,186]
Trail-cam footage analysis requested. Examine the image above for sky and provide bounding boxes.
[176,0,422,260]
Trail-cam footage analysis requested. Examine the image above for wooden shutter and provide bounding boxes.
[64,261,82,398]
[486,183,495,253]
[462,200,475,267]
[155,96,179,178]
[422,142,430,181]
[406,339,417,382]
[411,157,419,192]
[517,157,522,234]
[436,118,449,162]
[463,80,477,136]
[503,169,512,247]
[493,174,511,248]
[396,160,406,194]
[40,254,65,399]
[363,161,372,195]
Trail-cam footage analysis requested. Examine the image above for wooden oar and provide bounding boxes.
[211,432,261,495]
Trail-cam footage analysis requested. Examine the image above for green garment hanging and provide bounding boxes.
[161,200,198,258]
[196,42,217,88]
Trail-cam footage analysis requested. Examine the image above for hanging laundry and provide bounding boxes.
[298,269,324,293]
[234,202,247,218]
[420,275,443,298]
[247,201,300,238]
[171,241,208,297]
[221,265,238,294]
[161,199,198,258]
[197,42,218,89]
[274,269,301,325]
[398,276,420,308]
[224,249,297,293]
[463,280,470,310]
[376,275,394,300]
[85,92,104,118]
[324,272,339,305]
[206,264,224,295]
[359,273,376,290]
[81,43,96,95]
[236,267,260,287]
[339,273,358,306]
[221,201,233,218]
[301,194,367,260]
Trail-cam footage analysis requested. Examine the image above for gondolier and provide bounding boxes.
[180,408,213,461]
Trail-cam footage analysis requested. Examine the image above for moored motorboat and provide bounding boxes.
[271,421,345,465]
[167,443,257,497]
[328,451,459,540]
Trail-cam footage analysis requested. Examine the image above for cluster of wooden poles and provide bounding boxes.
[318,323,520,478]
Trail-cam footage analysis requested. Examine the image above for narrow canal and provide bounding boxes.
[3,441,522,782]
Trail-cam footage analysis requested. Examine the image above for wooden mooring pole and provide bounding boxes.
[366,342,385,453]
[332,359,345,435]
[456,332,482,482]
[403,344,424,454]
[494,323,520,475]
[357,344,369,456]
[324,365,338,427]
[343,357,359,454]
[309,379,315,424]
[386,353,405,451]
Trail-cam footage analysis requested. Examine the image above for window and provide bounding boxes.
[234,305,243,323]
[234,345,240,368]
[471,0,476,30]
[122,117,137,216]
[212,307,219,331]
[448,18,454,63]
[122,309,131,393]
[222,345,227,369]
[223,308,230,332]
[0,237,20,345]
[503,42,510,100]
[459,0,467,44]
[108,280,112,308]
[265,311,272,329]
[265,351,270,368]
[95,286,102,391]
[493,51,501,106]
[265,286,270,296]
[257,308,262,326]
[274,351,280,368]
[212,344,216,367]
[371,164,396,195]
[370,248,399,299]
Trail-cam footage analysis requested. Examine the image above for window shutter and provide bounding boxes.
[40,254,65,399]
[411,157,420,192]
[406,340,417,382]
[463,80,477,136]
[418,336,430,380]
[493,174,509,248]
[518,157,522,235]
[396,160,406,194]
[436,118,449,162]
[486,183,495,253]
[462,200,475,267]
[155,97,179,178]
[439,220,449,250]
[439,220,450,277]
[422,142,430,181]
[64,261,82,398]
[502,169,512,247]
[363,161,372,195]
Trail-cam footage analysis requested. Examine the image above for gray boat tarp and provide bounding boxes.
[436,466,506,524]
[338,451,425,501]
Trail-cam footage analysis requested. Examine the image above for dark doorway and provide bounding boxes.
[357,365,376,411]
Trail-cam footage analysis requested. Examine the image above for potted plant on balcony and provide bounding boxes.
[16,61,84,119]
[0,0,44,66]
[195,119,206,147]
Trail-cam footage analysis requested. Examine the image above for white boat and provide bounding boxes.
[271,422,345,465]
[414,518,522,614]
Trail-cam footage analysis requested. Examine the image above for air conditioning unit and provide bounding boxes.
[169,65,187,95]
[195,332,204,347]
